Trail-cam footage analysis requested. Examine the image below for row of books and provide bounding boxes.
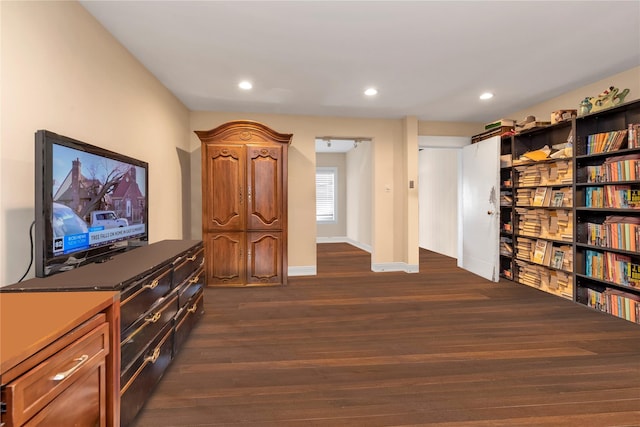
[516,237,572,271]
[585,153,640,183]
[515,208,573,241]
[585,287,640,324]
[514,160,572,187]
[584,186,640,209]
[586,216,640,252]
[585,129,628,154]
[515,259,573,299]
[583,249,640,289]
[516,186,572,208]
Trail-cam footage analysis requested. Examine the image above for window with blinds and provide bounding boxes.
[316,167,337,223]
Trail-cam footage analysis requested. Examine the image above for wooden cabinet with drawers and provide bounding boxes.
[2,239,205,427]
[0,291,120,427]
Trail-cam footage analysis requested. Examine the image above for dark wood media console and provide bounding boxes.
[2,239,205,427]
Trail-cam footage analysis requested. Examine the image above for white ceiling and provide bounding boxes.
[80,1,640,123]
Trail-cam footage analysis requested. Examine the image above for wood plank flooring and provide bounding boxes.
[131,243,640,426]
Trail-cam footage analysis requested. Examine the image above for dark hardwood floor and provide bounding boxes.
[131,243,640,426]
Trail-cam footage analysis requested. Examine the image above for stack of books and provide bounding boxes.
[515,237,536,262]
[515,259,573,299]
[515,208,573,241]
[515,161,572,187]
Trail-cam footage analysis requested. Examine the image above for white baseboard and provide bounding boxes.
[372,262,419,273]
[288,265,317,276]
[316,236,348,244]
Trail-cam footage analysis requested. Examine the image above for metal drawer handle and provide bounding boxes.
[187,304,198,314]
[145,312,161,323]
[188,275,200,284]
[186,255,197,261]
[145,347,161,364]
[52,354,89,381]
[144,279,159,290]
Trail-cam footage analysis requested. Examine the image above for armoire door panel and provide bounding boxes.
[204,145,245,231]
[205,233,246,286]
[246,232,283,285]
[247,145,283,230]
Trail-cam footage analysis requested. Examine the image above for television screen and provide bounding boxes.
[35,130,148,277]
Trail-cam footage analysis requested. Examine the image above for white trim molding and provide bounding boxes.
[371,263,419,273]
[288,265,317,276]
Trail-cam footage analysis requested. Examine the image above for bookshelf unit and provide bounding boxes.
[512,119,575,300]
[574,100,640,324]
[499,132,515,280]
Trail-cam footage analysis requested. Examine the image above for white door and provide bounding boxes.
[458,136,500,281]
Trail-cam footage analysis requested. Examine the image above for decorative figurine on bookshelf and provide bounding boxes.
[579,86,631,115]
[579,98,592,116]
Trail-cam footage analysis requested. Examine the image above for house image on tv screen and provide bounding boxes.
[53,157,145,225]
[110,167,145,224]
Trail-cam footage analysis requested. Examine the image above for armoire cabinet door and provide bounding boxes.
[246,231,284,286]
[203,144,245,231]
[205,232,246,286]
[246,144,283,231]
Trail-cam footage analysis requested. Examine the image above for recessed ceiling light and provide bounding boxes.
[479,92,494,100]
[238,81,253,90]
[364,87,378,96]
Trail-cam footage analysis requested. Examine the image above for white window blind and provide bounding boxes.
[316,167,337,222]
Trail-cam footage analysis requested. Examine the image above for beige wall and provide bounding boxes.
[316,153,347,238]
[403,116,419,269]
[418,121,484,137]
[190,112,405,271]
[0,1,190,285]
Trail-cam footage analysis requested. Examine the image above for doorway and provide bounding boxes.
[417,136,469,259]
[315,137,373,260]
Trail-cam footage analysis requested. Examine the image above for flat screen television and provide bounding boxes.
[35,130,149,277]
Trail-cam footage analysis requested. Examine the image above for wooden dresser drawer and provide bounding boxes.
[173,246,204,287]
[120,322,173,427]
[173,288,204,357]
[176,266,203,309]
[120,266,172,333]
[120,292,178,373]
[2,315,109,427]
[20,361,106,427]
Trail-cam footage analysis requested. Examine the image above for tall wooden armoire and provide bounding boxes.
[196,121,292,287]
